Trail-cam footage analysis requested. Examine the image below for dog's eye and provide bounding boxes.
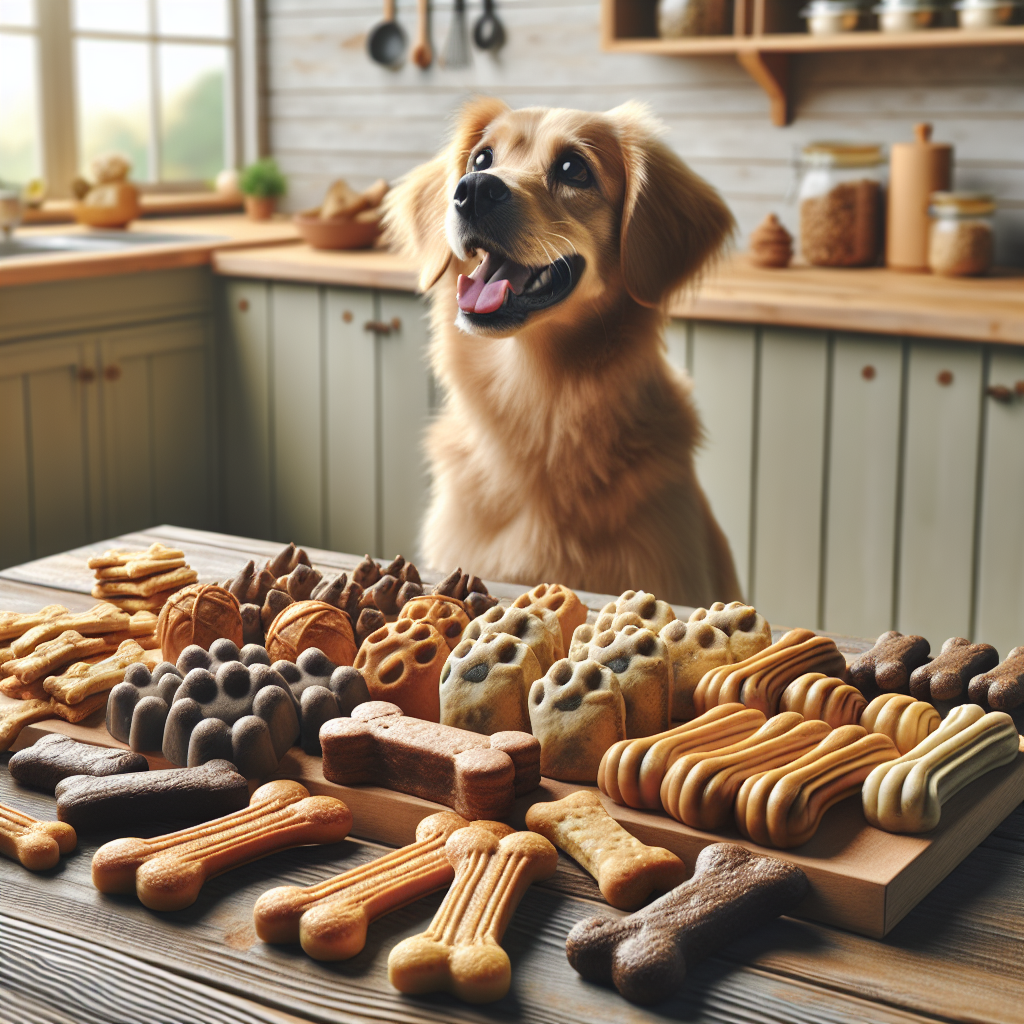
[472,148,493,171]
[554,153,592,188]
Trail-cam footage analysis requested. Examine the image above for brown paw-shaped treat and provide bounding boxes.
[848,631,931,695]
[860,693,939,754]
[595,590,676,634]
[659,618,732,721]
[361,575,403,615]
[261,588,293,633]
[909,637,999,703]
[355,607,386,647]
[511,584,587,653]
[354,619,447,721]
[779,672,867,728]
[399,595,470,651]
[969,647,1024,711]
[266,600,357,667]
[223,560,277,605]
[352,555,382,589]
[688,601,771,662]
[570,626,671,738]
[439,633,542,734]
[268,543,311,578]
[528,659,626,782]
[156,584,244,664]
[463,605,562,672]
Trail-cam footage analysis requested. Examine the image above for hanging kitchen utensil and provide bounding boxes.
[367,0,407,67]
[441,0,470,67]
[473,0,506,50]
[412,0,433,68]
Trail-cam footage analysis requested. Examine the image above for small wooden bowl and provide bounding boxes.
[293,212,380,250]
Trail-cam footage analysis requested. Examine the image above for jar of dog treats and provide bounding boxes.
[928,192,995,276]
[797,142,885,267]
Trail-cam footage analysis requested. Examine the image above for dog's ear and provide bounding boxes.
[610,103,735,309]
[384,96,509,292]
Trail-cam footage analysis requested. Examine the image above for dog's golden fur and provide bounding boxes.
[384,98,742,606]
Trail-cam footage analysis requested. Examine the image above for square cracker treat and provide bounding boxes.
[88,541,184,571]
[92,566,198,599]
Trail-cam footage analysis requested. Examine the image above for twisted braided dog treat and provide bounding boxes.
[0,801,77,871]
[660,713,832,829]
[735,725,899,848]
[388,826,558,1003]
[862,704,1020,833]
[693,629,847,717]
[860,693,940,755]
[598,703,766,810]
[511,583,587,653]
[779,673,867,728]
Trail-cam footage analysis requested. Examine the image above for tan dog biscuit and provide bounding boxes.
[254,811,477,959]
[909,636,1000,703]
[43,639,151,705]
[0,801,77,871]
[399,594,470,651]
[94,557,187,580]
[968,647,1024,711]
[0,698,54,752]
[463,604,562,671]
[525,790,687,910]
[659,617,732,720]
[528,659,626,783]
[511,583,587,652]
[106,594,179,614]
[5,630,111,684]
[50,691,110,723]
[157,583,245,663]
[860,693,940,754]
[595,590,676,634]
[88,541,184,570]
[10,603,134,656]
[735,726,898,848]
[688,601,772,662]
[92,566,198,599]
[320,701,541,819]
[598,703,766,810]
[439,632,542,734]
[0,675,49,700]
[388,825,557,1003]
[0,605,70,642]
[779,673,867,728]
[265,599,356,668]
[91,779,353,911]
[355,618,447,721]
[848,631,931,694]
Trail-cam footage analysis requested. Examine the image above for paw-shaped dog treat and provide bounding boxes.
[439,633,542,734]
[659,617,732,721]
[354,619,448,721]
[399,595,470,651]
[0,800,77,871]
[433,568,499,617]
[969,647,1024,711]
[106,659,185,751]
[565,843,809,1005]
[860,693,939,754]
[848,631,931,695]
[512,583,587,652]
[688,601,772,662]
[595,590,676,634]
[266,599,357,667]
[528,659,626,783]
[779,672,867,728]
[9,733,148,795]
[463,604,562,672]
[157,583,244,663]
[909,637,999,703]
[569,626,671,738]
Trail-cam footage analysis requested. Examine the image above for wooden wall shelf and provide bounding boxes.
[601,0,1024,125]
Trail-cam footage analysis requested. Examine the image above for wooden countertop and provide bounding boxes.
[21,191,244,225]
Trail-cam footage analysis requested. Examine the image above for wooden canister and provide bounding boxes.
[886,123,952,271]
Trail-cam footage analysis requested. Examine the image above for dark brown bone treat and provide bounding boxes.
[566,843,809,1005]
[320,701,541,820]
[352,555,382,589]
[361,575,402,615]
[9,734,149,795]
[156,584,244,664]
[848,631,931,695]
[968,646,1024,711]
[262,588,293,632]
[355,607,386,647]
[55,758,248,831]
[268,543,311,578]
[909,637,999,703]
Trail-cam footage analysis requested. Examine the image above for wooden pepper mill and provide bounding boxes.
[886,123,952,271]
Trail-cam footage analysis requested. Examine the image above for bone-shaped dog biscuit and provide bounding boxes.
[860,693,940,754]
[91,779,352,910]
[43,639,151,705]
[88,541,184,570]
[779,673,867,728]
[968,646,1024,711]
[862,704,1020,833]
[909,636,999,704]
[388,825,558,1003]
[4,630,111,684]
[10,603,136,656]
[92,566,198,599]
[511,583,587,652]
[735,725,898,848]
[848,630,931,694]
[0,698,54,752]
[0,801,77,871]
[565,843,808,1005]
[525,791,687,910]
[0,605,70,642]
[50,691,109,724]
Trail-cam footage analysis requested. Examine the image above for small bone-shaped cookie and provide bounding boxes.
[88,541,184,570]
[4,630,111,684]
[388,826,558,1003]
[969,647,1024,711]
[11,603,132,656]
[255,811,492,959]
[862,704,1019,833]
[525,791,687,910]
[0,801,77,871]
[779,673,867,728]
[0,604,70,642]
[860,693,940,754]
[909,637,999,703]
[0,698,54,752]
[566,843,808,1005]
[43,639,152,705]
[91,779,352,910]
[91,566,198,599]
[848,631,931,694]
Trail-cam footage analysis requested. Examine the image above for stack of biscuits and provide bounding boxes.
[89,542,198,614]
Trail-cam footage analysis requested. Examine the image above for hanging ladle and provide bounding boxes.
[473,0,505,51]
[367,0,407,67]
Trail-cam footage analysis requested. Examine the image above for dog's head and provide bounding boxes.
[385,99,734,337]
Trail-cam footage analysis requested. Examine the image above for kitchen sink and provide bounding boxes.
[0,231,226,259]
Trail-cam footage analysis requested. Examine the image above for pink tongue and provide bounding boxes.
[457,273,510,314]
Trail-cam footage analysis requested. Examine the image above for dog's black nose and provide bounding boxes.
[453,173,510,223]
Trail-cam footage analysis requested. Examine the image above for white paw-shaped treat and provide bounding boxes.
[569,626,670,738]
[439,633,542,734]
[511,584,587,653]
[659,618,731,721]
[594,590,676,634]
[463,605,562,672]
[688,601,771,662]
[528,659,626,782]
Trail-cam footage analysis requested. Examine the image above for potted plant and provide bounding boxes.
[239,158,287,220]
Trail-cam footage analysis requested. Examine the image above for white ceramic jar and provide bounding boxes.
[800,0,864,33]
[952,0,1019,26]
[872,0,939,29]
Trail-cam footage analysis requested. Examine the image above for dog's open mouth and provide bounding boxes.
[456,249,584,327]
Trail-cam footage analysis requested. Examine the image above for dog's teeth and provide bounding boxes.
[525,267,553,295]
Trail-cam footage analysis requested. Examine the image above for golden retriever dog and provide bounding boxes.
[384,98,742,607]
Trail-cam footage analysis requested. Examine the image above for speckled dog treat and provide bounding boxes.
[525,791,687,910]
[687,601,773,662]
[860,693,940,755]
[566,843,809,1005]
[355,619,448,722]
[0,699,54,752]
[848,631,931,695]
[909,637,999,704]
[969,647,1024,711]
[659,617,732,721]
[511,583,588,652]
[0,801,77,871]
[779,673,867,728]
[463,605,563,672]
[388,825,557,1003]
[9,734,148,794]
[399,595,470,651]
[595,589,676,635]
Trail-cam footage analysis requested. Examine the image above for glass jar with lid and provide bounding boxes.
[800,0,864,34]
[928,192,995,276]
[797,142,886,267]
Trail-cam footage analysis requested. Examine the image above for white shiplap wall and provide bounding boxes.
[265,0,1024,264]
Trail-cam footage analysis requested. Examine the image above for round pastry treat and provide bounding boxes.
[779,673,867,728]
[439,633,543,734]
[860,692,940,755]
[660,617,731,721]
[463,604,562,672]
[398,594,470,651]
[354,618,447,722]
[595,590,676,635]
[156,583,244,664]
[511,583,587,653]
[265,600,356,667]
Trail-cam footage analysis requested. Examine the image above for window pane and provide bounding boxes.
[0,0,34,27]
[160,43,227,181]
[74,0,148,34]
[157,0,228,38]
[76,38,150,180]
[0,32,40,183]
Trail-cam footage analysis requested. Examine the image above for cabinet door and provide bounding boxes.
[897,343,983,643]
[974,349,1024,653]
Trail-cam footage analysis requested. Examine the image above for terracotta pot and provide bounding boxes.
[245,195,276,221]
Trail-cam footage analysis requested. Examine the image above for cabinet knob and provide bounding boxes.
[342,310,353,323]
[861,365,876,381]
[76,367,96,383]
[937,370,954,387]
[238,298,249,312]
[103,365,122,382]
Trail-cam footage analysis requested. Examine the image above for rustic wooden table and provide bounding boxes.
[1,526,1021,1024]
